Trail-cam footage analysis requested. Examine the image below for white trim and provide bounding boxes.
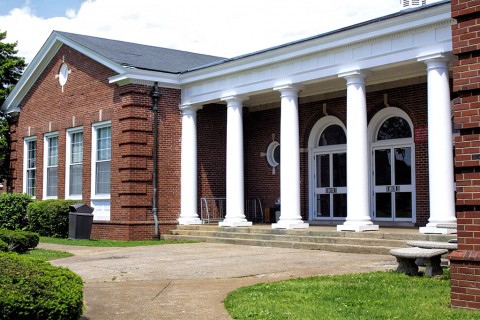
[308,116,347,221]
[90,121,111,200]
[368,107,416,222]
[65,127,83,200]
[266,141,280,167]
[91,121,111,221]
[43,132,59,199]
[23,136,37,198]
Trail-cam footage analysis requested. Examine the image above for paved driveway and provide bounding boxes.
[40,242,397,320]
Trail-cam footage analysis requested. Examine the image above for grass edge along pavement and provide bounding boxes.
[40,236,199,247]
[225,270,480,320]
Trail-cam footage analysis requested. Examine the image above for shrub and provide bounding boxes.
[0,193,33,230]
[0,252,84,320]
[0,229,39,253]
[0,239,7,252]
[27,199,80,238]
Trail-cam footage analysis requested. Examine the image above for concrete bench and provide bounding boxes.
[390,247,448,277]
[406,240,457,253]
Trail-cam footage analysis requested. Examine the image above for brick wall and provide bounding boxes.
[451,0,480,310]
[8,45,180,240]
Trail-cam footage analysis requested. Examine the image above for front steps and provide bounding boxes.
[161,225,455,255]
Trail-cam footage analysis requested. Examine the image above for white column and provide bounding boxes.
[337,71,379,232]
[178,105,202,225]
[272,85,308,229]
[419,55,457,234]
[219,96,252,227]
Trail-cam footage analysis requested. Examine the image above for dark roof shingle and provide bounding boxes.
[57,31,225,73]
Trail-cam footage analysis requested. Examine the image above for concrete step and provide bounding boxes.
[169,229,408,248]
[161,234,396,255]
[162,224,455,255]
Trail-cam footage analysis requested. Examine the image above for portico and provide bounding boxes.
[177,1,456,232]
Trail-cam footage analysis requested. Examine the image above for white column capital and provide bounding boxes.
[338,70,372,83]
[179,104,203,115]
[273,84,303,96]
[221,95,248,107]
[417,52,455,65]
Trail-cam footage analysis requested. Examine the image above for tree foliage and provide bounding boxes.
[0,30,26,181]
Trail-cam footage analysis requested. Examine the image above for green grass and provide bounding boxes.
[225,271,480,320]
[40,236,199,247]
[21,248,73,261]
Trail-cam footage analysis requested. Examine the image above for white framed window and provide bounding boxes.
[23,137,37,197]
[91,121,111,220]
[65,127,83,199]
[43,132,59,199]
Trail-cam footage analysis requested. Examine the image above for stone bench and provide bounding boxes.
[406,240,457,253]
[390,247,448,277]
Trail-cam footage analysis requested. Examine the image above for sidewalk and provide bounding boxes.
[40,242,398,320]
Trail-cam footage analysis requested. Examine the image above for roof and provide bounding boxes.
[56,31,225,74]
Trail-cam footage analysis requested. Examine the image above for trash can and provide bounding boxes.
[69,204,94,240]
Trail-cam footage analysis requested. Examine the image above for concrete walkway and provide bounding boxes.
[40,242,398,320]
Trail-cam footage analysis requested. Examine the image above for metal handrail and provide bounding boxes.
[200,197,264,223]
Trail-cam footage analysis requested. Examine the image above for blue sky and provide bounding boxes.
[0,0,84,18]
[0,0,442,63]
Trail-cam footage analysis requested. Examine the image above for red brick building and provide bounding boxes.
[1,1,458,239]
[450,0,480,311]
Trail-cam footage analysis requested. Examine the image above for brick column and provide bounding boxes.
[450,0,480,310]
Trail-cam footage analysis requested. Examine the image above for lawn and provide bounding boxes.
[40,236,199,247]
[22,248,73,261]
[225,271,480,320]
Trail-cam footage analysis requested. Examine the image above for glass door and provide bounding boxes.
[373,146,413,221]
[314,152,347,219]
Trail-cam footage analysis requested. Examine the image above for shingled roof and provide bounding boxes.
[56,31,226,74]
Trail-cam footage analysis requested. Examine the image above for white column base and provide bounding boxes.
[420,223,457,234]
[337,223,379,232]
[178,217,203,225]
[219,219,252,227]
[272,221,309,229]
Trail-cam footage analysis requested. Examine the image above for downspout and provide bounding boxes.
[150,82,161,240]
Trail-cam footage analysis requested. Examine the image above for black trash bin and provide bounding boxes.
[69,204,94,240]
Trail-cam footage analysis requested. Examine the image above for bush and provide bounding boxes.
[0,229,39,253]
[0,193,33,230]
[27,199,80,238]
[0,252,84,320]
[0,239,7,252]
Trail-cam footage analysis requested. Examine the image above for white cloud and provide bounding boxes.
[0,0,441,64]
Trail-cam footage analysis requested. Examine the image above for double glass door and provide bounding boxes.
[314,151,347,219]
[373,145,414,221]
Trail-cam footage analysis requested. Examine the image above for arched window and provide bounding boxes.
[377,117,412,141]
[319,125,347,146]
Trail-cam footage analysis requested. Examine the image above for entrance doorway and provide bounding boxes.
[370,111,415,222]
[308,117,347,220]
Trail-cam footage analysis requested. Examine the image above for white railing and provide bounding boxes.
[200,197,264,223]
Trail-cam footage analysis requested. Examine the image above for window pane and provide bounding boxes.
[27,169,36,196]
[375,149,391,186]
[69,164,82,196]
[71,132,83,164]
[395,147,412,185]
[332,152,347,187]
[46,167,57,197]
[97,127,111,161]
[316,155,330,188]
[48,137,58,166]
[27,140,36,169]
[333,194,347,217]
[376,193,392,218]
[396,192,412,219]
[319,125,346,146]
[96,161,110,194]
[316,194,330,217]
[377,117,412,141]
